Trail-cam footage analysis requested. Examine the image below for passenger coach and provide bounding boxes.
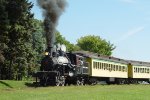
[75,51,129,84]
[128,60,150,83]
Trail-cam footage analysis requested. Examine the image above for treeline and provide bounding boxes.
[0,0,115,80]
[0,0,43,80]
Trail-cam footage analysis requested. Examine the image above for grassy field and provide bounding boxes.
[0,80,150,100]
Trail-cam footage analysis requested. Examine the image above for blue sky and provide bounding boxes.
[30,0,150,62]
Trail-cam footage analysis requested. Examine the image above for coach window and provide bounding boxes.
[141,68,143,73]
[96,62,97,69]
[106,63,108,70]
[95,62,97,69]
[118,66,121,71]
[97,62,99,69]
[119,66,121,71]
[135,68,137,73]
[146,68,148,73]
[104,63,106,70]
[116,65,118,71]
[102,63,104,70]
[126,66,128,72]
[124,66,126,72]
[96,62,98,69]
[138,68,140,73]
[142,68,144,73]
[94,62,96,69]
[101,63,103,70]
[103,63,106,70]
[147,68,150,73]
[139,68,141,73]
[122,66,125,72]
[98,62,100,69]
[121,66,123,72]
[134,67,136,72]
[113,65,116,71]
[144,68,146,73]
[123,66,125,72]
[145,68,147,73]
[105,63,107,70]
[100,63,102,70]
[143,68,145,73]
[93,62,96,69]
[108,64,110,70]
[92,62,94,69]
[109,64,114,71]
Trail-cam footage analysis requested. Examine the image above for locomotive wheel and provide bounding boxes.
[76,78,84,86]
[89,78,97,85]
[117,79,125,84]
[56,76,65,86]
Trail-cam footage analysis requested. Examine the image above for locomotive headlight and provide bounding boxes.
[45,52,49,55]
[69,71,74,77]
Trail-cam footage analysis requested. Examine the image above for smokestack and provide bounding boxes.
[37,0,67,54]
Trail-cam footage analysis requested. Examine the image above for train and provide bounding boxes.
[33,44,150,86]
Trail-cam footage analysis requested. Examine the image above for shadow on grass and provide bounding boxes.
[0,81,13,88]
[25,82,56,87]
[25,82,40,88]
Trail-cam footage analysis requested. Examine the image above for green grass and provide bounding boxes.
[0,80,150,100]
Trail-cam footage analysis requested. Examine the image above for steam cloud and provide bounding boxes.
[37,0,67,48]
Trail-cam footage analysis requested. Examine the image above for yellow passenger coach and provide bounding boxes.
[128,61,150,83]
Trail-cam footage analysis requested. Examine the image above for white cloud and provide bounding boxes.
[114,26,144,43]
[120,0,135,4]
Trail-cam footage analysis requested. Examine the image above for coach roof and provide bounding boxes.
[73,51,128,64]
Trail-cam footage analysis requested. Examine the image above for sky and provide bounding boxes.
[29,0,150,62]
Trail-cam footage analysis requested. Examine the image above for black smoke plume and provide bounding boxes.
[37,0,67,48]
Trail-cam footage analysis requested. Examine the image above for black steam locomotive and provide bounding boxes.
[34,44,89,86]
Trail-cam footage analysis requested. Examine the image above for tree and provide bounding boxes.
[56,32,80,51]
[32,19,46,55]
[0,0,10,79]
[0,0,35,80]
[30,19,46,72]
[77,35,115,56]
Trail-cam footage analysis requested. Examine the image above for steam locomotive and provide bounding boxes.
[34,44,89,86]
